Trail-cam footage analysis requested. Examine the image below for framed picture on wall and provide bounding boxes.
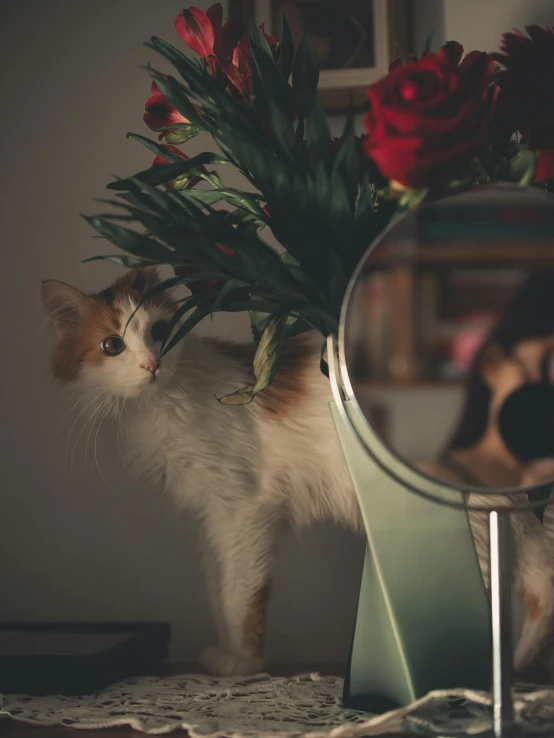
[229,0,413,113]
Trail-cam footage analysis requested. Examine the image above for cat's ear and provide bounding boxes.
[132,266,159,294]
[41,280,91,337]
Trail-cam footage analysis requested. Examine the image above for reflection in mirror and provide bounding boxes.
[344,185,554,492]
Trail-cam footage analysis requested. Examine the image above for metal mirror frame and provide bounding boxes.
[337,182,554,510]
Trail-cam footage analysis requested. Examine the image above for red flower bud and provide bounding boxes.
[175,6,216,57]
[537,150,554,183]
[144,82,191,139]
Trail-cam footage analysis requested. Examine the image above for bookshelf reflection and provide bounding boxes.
[345,185,554,462]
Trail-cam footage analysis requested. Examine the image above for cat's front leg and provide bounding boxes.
[199,503,283,676]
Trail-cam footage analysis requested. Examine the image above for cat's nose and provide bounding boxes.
[140,356,160,375]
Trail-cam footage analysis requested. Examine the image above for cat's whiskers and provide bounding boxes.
[115,397,127,465]
[93,394,119,482]
[177,362,226,384]
[55,386,108,438]
[65,387,111,460]
[84,392,114,466]
[68,388,115,475]
[73,400,105,474]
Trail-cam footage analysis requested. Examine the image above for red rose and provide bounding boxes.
[363,42,498,188]
[494,26,554,182]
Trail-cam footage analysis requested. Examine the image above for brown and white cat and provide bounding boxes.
[41,267,554,678]
[41,267,360,675]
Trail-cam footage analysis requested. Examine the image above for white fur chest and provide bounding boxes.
[122,390,263,512]
[122,397,200,506]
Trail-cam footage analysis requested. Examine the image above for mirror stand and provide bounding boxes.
[330,185,554,736]
[490,510,515,737]
[328,335,531,738]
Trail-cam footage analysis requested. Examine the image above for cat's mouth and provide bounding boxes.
[145,370,164,389]
[144,375,158,389]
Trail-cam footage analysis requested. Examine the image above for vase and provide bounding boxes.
[329,401,493,713]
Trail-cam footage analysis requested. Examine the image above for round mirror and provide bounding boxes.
[341,184,554,493]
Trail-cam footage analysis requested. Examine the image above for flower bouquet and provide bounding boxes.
[86,7,554,403]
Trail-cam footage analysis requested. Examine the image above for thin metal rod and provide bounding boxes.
[489,510,515,737]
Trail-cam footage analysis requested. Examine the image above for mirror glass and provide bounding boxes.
[343,184,554,490]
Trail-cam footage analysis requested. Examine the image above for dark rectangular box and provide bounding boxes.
[0,622,170,695]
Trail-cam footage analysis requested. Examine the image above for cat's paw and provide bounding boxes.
[200,647,264,676]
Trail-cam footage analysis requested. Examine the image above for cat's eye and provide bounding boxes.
[151,320,170,343]
[101,336,125,356]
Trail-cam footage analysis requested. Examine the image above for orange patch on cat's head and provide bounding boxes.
[41,267,171,381]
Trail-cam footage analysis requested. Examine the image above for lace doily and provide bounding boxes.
[2,673,554,737]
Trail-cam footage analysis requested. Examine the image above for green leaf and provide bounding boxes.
[157,123,202,145]
[329,169,352,223]
[250,309,312,341]
[88,212,138,222]
[160,294,219,355]
[304,94,333,170]
[163,307,214,355]
[149,68,204,128]
[248,23,297,122]
[292,35,319,116]
[123,276,184,333]
[355,171,374,219]
[398,187,429,210]
[268,100,302,163]
[83,255,156,268]
[183,188,265,217]
[325,248,348,307]
[212,279,247,310]
[395,43,407,63]
[249,310,271,341]
[92,198,161,226]
[106,163,184,191]
[310,159,330,207]
[126,132,180,159]
[267,154,291,195]
[83,216,174,262]
[424,32,434,53]
[115,190,157,213]
[333,108,359,212]
[148,37,201,81]
[277,10,294,81]
[124,272,231,339]
[210,298,285,314]
[128,177,174,214]
[278,250,319,294]
[219,314,287,405]
[106,152,231,191]
[501,148,538,185]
